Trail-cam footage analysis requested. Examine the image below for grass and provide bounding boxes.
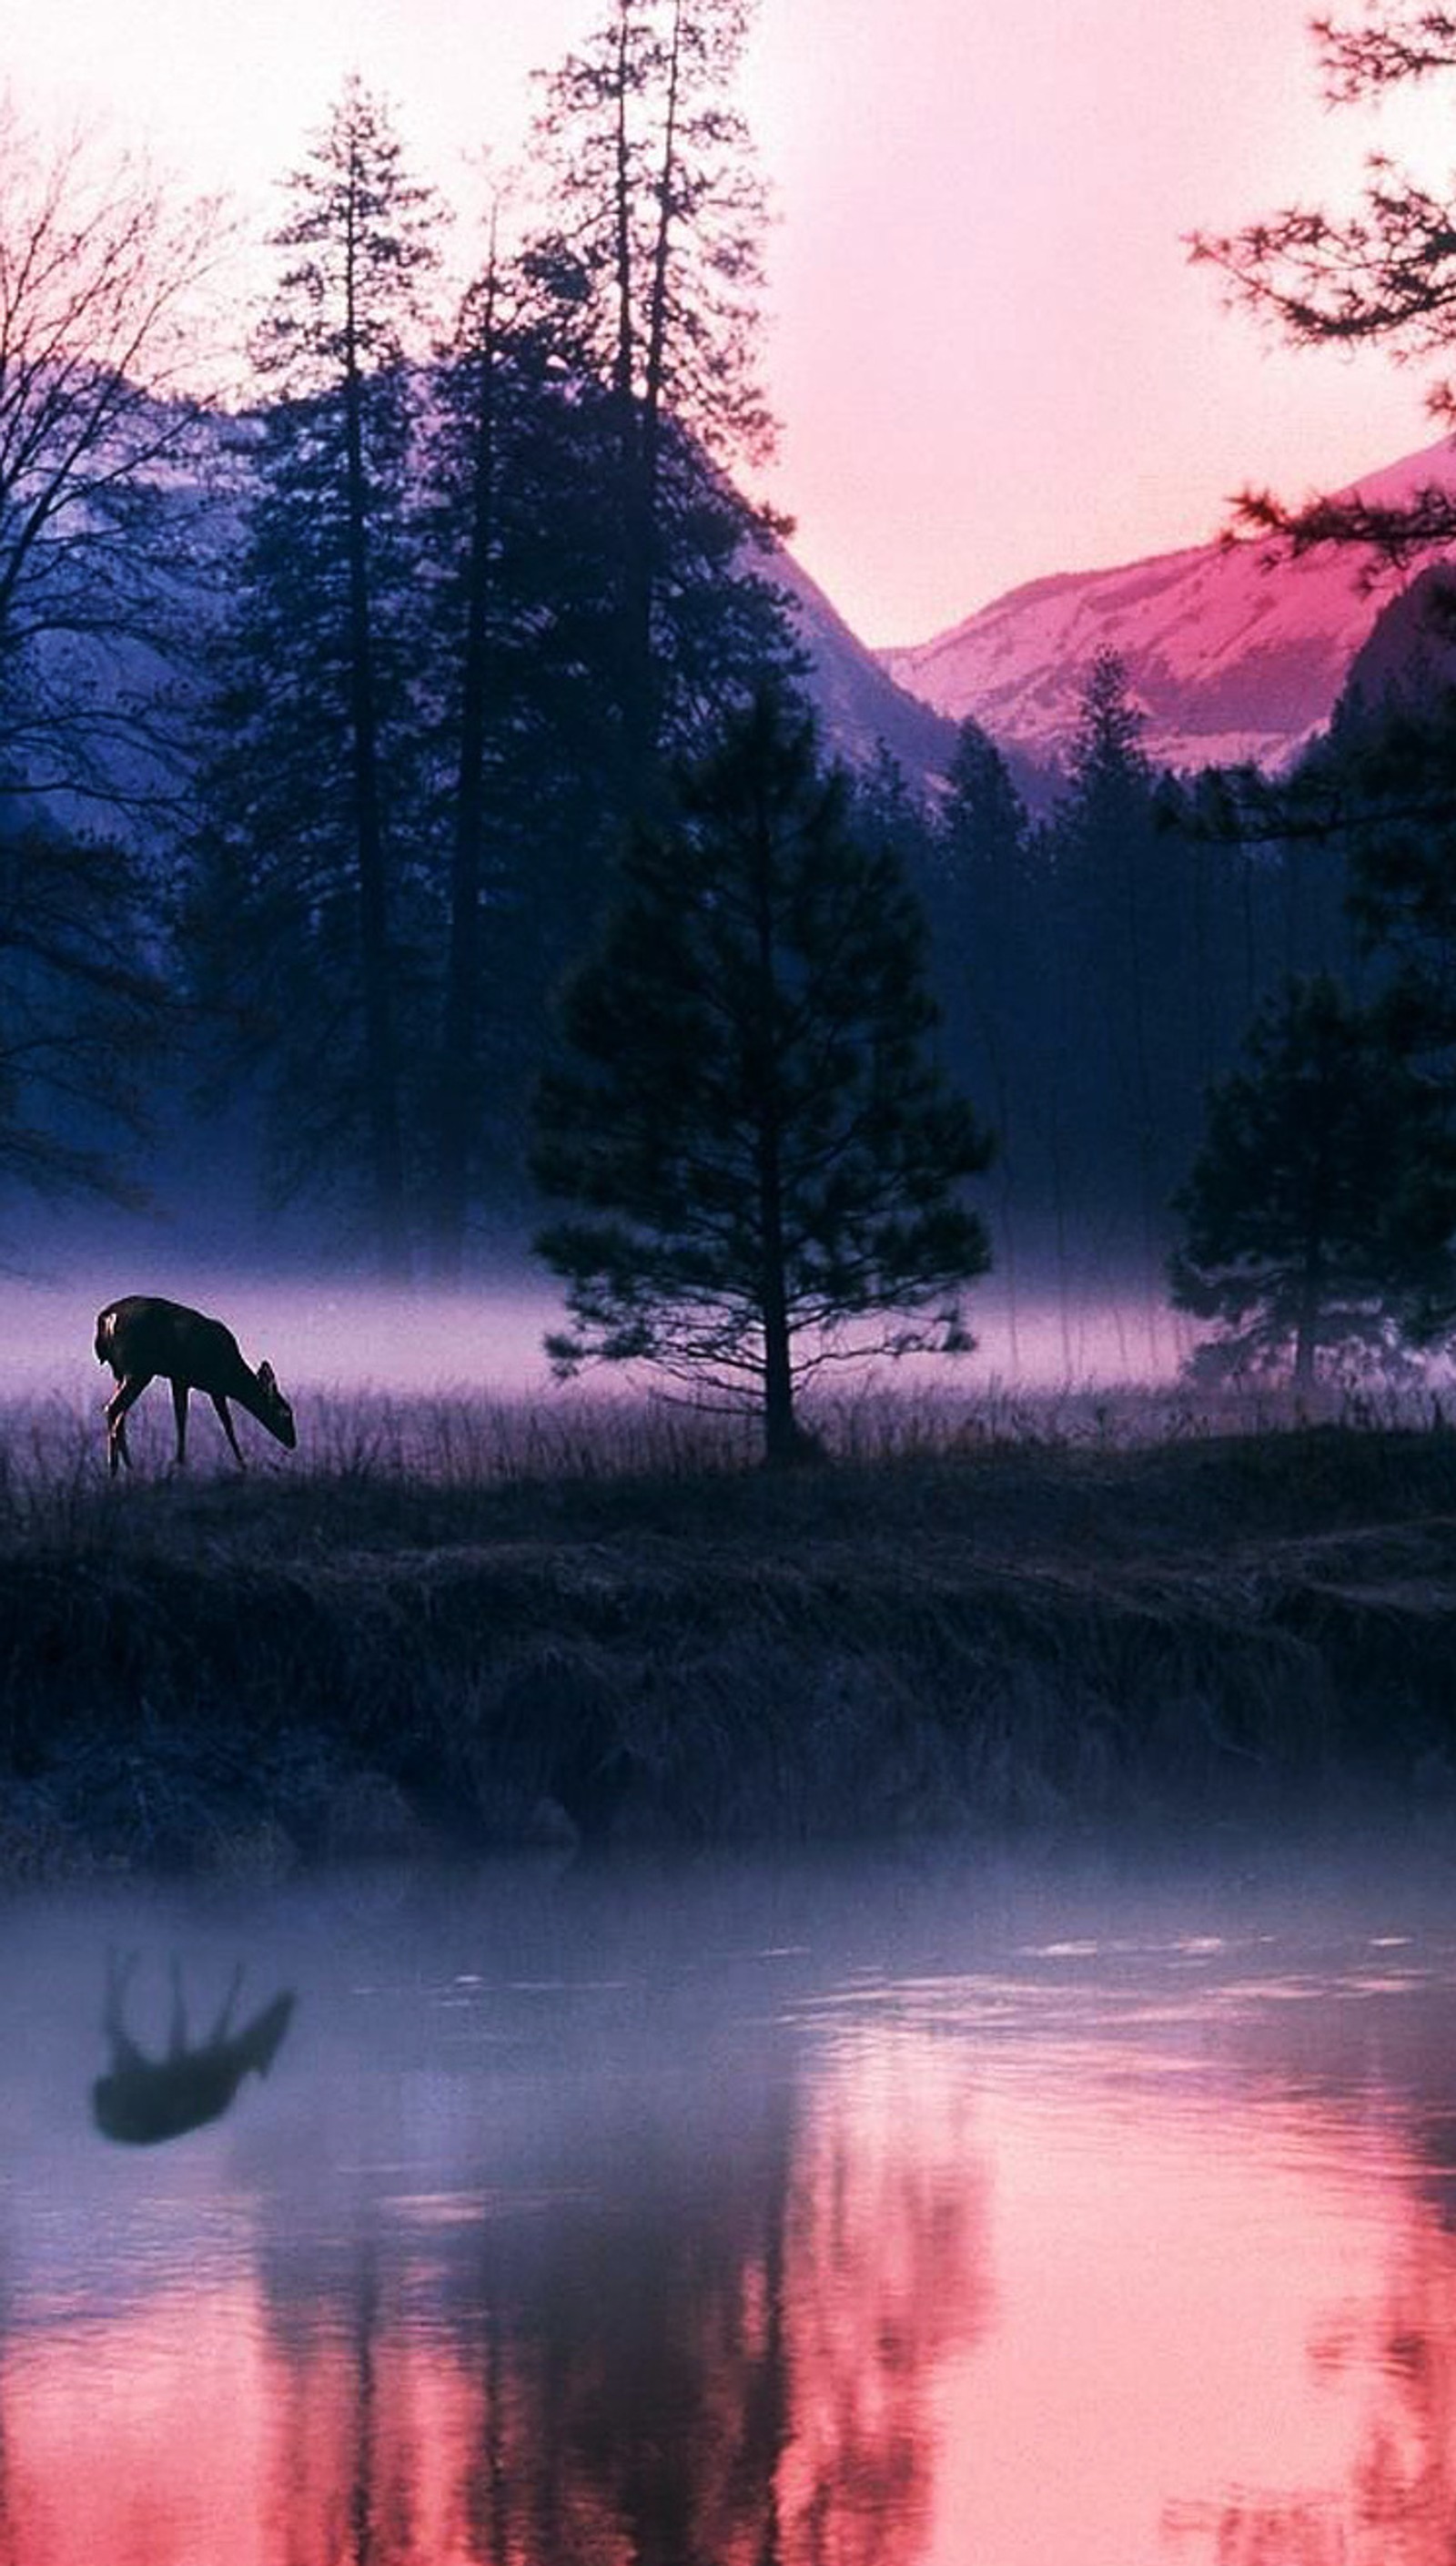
[1,1374,1454,1879]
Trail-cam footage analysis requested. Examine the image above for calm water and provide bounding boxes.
[3,1841,1455,2564]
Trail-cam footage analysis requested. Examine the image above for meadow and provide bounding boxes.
[2,1374,1454,1880]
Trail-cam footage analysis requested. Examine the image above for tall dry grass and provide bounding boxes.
[3,1365,1449,1532]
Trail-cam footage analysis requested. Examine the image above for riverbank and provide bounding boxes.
[3,1413,1455,1876]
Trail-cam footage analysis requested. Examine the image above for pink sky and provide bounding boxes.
[6,0,1450,642]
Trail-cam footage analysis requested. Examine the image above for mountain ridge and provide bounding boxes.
[878,434,1456,776]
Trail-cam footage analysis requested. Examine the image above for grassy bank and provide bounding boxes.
[2,1387,1455,1876]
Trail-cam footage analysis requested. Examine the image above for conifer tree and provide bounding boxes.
[1191,6,1456,562]
[192,81,439,1273]
[531,0,792,780]
[934,718,1033,1364]
[0,816,169,1216]
[1045,652,1178,1348]
[420,226,625,1270]
[1170,972,1456,1388]
[1193,16,1456,1133]
[531,688,994,1462]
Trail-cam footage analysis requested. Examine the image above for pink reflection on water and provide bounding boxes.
[1,1925,1456,2560]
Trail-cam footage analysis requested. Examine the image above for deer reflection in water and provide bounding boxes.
[92,1952,296,2145]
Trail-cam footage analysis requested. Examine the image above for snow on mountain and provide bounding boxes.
[880,437,1456,777]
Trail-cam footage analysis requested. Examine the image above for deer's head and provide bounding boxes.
[257,1362,298,1450]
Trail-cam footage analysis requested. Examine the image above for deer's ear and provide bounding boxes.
[258,1361,276,1390]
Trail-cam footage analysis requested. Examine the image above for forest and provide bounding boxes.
[6,0,1456,1447]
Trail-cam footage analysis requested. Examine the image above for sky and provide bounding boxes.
[3,0,1452,644]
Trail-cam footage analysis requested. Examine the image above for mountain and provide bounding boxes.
[767,548,960,784]
[881,436,1456,777]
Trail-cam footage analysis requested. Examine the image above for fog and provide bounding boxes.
[1,1263,1196,1408]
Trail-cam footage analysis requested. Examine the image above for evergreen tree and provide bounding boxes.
[531,0,793,781]
[190,81,439,1273]
[1191,5,1456,562]
[531,689,994,1462]
[1045,652,1178,1349]
[1184,24,1456,1214]
[930,718,1033,1363]
[420,225,625,1269]
[0,814,169,1217]
[1170,972,1456,1389]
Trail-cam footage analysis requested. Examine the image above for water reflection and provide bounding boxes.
[92,1953,296,2145]
[2,1856,1456,2560]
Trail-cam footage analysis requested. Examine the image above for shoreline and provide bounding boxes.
[3,1422,1454,1879]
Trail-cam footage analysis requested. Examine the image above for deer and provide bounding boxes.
[92,1951,296,2146]
[95,1293,297,1476]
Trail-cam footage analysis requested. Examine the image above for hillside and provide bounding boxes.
[768,549,960,787]
[881,437,1456,776]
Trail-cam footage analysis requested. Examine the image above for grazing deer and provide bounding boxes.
[92,1952,296,2146]
[95,1293,297,1476]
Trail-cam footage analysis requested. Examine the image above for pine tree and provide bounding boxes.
[531,688,994,1462]
[1170,972,1456,1389]
[0,815,169,1219]
[1191,6,1456,562]
[190,81,440,1273]
[1046,651,1177,1354]
[531,0,792,782]
[420,225,627,1270]
[934,718,1033,1365]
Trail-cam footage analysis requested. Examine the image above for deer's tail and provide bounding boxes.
[95,1309,116,1367]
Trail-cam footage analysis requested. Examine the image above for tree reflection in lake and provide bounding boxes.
[0,1854,1455,2560]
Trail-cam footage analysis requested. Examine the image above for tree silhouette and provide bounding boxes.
[191,81,439,1274]
[1190,5,1456,559]
[531,0,787,783]
[1170,972,1456,1389]
[0,103,226,831]
[531,688,993,1462]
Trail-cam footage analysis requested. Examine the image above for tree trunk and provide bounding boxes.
[608,5,657,790]
[433,264,500,1282]
[342,229,409,1281]
[747,751,801,1466]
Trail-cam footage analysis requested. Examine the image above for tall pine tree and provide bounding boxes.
[191,81,439,1273]
[531,0,793,786]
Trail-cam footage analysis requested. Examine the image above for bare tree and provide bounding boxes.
[0,99,228,826]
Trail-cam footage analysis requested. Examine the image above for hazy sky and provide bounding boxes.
[5,0,1451,642]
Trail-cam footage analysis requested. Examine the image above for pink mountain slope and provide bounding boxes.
[880,437,1456,776]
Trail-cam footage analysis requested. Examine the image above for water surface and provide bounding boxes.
[2,1841,1453,2563]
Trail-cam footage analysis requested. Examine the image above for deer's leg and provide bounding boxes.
[170,1378,190,1467]
[209,1963,244,2044]
[105,1375,151,1476]
[102,1948,143,2071]
[210,1395,246,1468]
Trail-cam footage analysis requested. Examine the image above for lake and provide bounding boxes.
[1,1838,1452,2564]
